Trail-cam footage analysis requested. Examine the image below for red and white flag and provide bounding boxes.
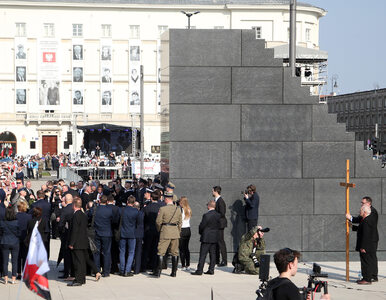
[23,222,51,300]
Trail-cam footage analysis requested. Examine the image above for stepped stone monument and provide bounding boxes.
[160,29,385,260]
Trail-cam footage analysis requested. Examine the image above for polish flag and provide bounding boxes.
[23,222,52,300]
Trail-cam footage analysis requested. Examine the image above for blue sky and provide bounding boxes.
[305,0,386,94]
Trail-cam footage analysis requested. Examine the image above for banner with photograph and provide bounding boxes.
[156,39,161,114]
[37,39,61,107]
[100,39,113,113]
[15,37,28,110]
[72,39,84,112]
[129,39,141,114]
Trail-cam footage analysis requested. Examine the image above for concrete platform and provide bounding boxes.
[1,238,386,300]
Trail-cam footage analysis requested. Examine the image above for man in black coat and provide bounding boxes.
[58,194,74,279]
[243,184,260,231]
[191,200,220,275]
[68,198,100,286]
[347,196,379,284]
[212,186,227,266]
[29,190,51,257]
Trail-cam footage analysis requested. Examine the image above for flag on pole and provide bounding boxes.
[23,222,51,300]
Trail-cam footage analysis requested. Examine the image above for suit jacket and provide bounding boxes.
[143,201,161,234]
[135,210,144,239]
[215,196,227,229]
[81,192,91,210]
[92,205,117,237]
[245,193,260,220]
[199,209,221,243]
[16,212,32,242]
[30,199,51,233]
[354,215,377,253]
[58,204,74,239]
[25,218,47,245]
[0,202,5,221]
[69,210,89,249]
[0,220,20,245]
[120,206,139,239]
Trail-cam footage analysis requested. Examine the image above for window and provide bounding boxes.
[158,25,168,37]
[72,24,83,37]
[252,26,262,39]
[43,23,55,37]
[30,141,36,149]
[15,23,26,37]
[214,26,224,29]
[101,24,112,38]
[129,25,140,39]
[306,28,311,41]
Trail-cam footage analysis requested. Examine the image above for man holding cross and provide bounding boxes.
[346,196,379,284]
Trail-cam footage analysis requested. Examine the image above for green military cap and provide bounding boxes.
[166,182,175,189]
[164,191,174,198]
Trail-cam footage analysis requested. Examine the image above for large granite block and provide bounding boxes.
[302,215,351,251]
[312,105,355,141]
[258,216,302,251]
[232,142,302,178]
[354,141,386,177]
[283,68,319,104]
[242,105,312,141]
[169,29,241,66]
[314,178,382,215]
[303,142,355,178]
[241,30,282,67]
[232,67,283,104]
[170,67,231,104]
[170,105,240,141]
[383,179,386,215]
[170,142,231,178]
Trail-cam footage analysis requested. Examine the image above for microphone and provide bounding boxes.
[257,227,270,233]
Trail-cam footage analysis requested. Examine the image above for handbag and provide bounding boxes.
[87,206,97,241]
[88,236,98,254]
[114,207,124,242]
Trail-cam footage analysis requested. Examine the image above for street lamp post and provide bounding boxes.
[181,11,200,29]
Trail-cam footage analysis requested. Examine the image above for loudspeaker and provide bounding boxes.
[259,254,270,281]
[67,131,73,145]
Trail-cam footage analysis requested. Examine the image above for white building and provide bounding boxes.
[0,0,326,157]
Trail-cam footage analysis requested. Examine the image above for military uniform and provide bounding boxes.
[156,203,182,256]
[238,227,265,275]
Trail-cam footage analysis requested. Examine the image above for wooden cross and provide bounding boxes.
[339,159,355,281]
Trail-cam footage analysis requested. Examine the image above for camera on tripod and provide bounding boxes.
[299,263,328,300]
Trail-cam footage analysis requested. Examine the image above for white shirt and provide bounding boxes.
[215,196,220,202]
[181,209,190,228]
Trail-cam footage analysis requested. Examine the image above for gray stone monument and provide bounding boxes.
[160,29,386,261]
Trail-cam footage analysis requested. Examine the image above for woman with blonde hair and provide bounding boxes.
[179,196,192,271]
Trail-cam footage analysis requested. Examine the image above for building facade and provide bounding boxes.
[327,89,386,153]
[0,0,326,156]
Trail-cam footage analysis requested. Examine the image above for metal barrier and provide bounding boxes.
[59,167,83,182]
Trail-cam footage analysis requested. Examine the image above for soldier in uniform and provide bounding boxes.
[238,226,265,275]
[154,191,182,277]
[165,182,178,204]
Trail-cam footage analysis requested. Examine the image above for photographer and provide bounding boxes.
[243,184,259,231]
[267,248,330,300]
[238,226,265,275]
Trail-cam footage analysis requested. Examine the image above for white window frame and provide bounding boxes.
[252,26,262,39]
[306,28,311,41]
[43,23,55,38]
[101,24,112,38]
[15,23,26,37]
[72,24,83,37]
[158,25,168,37]
[129,25,140,39]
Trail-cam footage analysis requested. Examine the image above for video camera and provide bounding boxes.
[299,263,328,300]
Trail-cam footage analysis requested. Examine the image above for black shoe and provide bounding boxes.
[119,272,125,277]
[58,275,69,279]
[218,261,227,267]
[371,277,378,282]
[191,271,202,275]
[124,272,133,277]
[204,270,214,275]
[102,274,110,277]
[16,275,22,280]
[67,282,82,287]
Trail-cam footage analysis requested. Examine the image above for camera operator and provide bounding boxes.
[243,184,259,231]
[238,226,265,275]
[268,248,330,300]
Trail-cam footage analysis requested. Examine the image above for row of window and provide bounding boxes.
[329,96,386,113]
[251,26,312,41]
[338,113,386,128]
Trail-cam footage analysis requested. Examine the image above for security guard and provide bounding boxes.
[238,226,266,275]
[155,191,182,277]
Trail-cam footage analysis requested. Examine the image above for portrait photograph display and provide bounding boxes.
[16,89,26,105]
[16,66,26,82]
[73,44,83,60]
[101,45,111,61]
[73,89,84,105]
[40,80,60,105]
[73,67,83,82]
[16,44,27,60]
[128,39,141,114]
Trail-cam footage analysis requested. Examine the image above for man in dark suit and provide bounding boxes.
[107,195,120,274]
[29,190,51,257]
[243,184,260,231]
[90,195,118,277]
[347,196,379,283]
[191,200,220,275]
[136,178,147,207]
[133,201,144,274]
[58,194,74,280]
[212,186,227,266]
[68,198,100,286]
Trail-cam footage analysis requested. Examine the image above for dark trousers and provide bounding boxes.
[27,168,34,179]
[360,251,377,281]
[216,229,227,263]
[2,243,20,277]
[141,231,159,270]
[247,219,257,232]
[196,243,216,273]
[17,242,28,274]
[179,227,191,267]
[111,238,119,273]
[133,238,142,274]
[93,235,112,275]
[72,249,98,284]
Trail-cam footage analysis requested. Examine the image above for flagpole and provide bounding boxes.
[16,253,28,300]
